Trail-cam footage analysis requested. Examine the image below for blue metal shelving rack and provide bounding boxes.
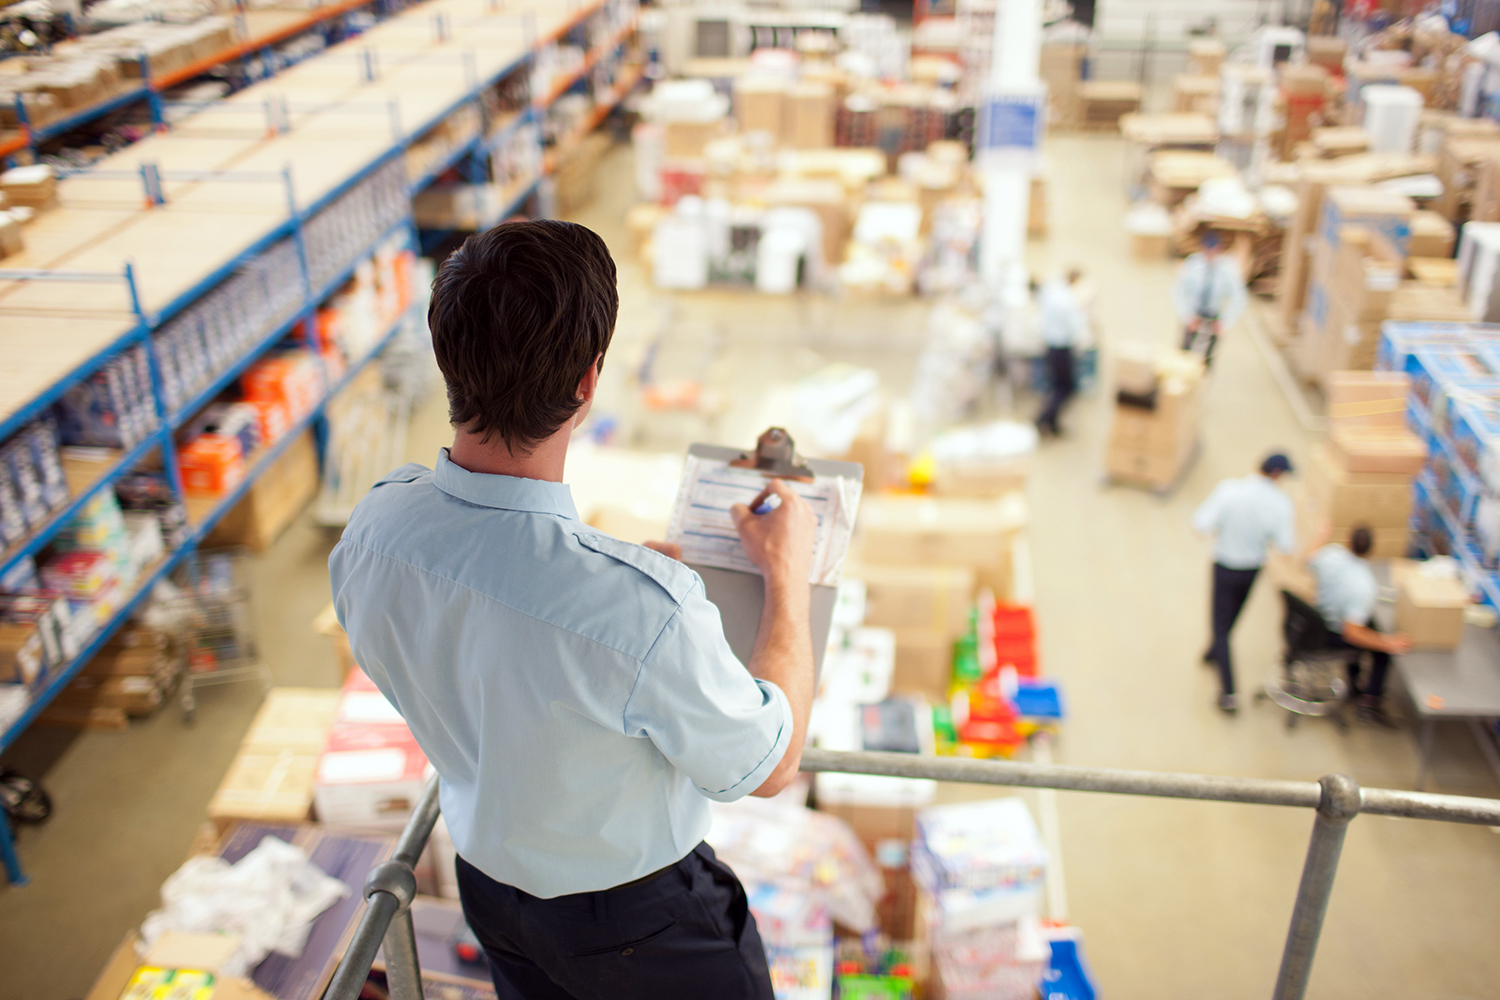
[0,0,642,886]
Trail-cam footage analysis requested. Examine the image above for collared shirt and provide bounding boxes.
[1172,252,1248,330]
[328,451,792,899]
[1191,474,1296,570]
[1038,277,1088,349]
[1309,544,1379,632]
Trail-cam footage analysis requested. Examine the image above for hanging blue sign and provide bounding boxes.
[977,91,1046,154]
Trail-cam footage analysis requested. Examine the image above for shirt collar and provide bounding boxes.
[433,449,579,520]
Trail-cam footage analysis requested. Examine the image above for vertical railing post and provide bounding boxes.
[1271,774,1361,1000]
[384,908,425,1000]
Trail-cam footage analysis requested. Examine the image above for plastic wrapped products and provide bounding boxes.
[707,794,885,934]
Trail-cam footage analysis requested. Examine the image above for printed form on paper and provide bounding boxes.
[664,454,862,587]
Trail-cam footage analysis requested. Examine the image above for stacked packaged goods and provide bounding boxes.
[53,344,159,450]
[1295,372,1427,559]
[1375,321,1500,610]
[910,798,1051,1000]
[1103,347,1205,490]
[312,667,428,830]
[0,416,70,550]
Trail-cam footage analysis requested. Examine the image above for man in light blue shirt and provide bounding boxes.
[1191,453,1296,713]
[1173,232,1247,369]
[1034,267,1088,437]
[330,221,814,999]
[1307,525,1412,728]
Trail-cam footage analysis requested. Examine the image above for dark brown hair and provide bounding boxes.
[1350,525,1373,557]
[429,220,618,452]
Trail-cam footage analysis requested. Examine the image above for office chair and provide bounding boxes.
[1256,590,1356,731]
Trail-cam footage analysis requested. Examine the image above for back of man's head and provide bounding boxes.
[429,220,619,452]
[1349,525,1373,557]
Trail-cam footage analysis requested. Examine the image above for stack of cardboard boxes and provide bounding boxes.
[1295,371,1426,559]
[1434,122,1500,224]
[1076,82,1142,132]
[849,494,1025,702]
[39,625,179,728]
[1104,348,1205,490]
[207,687,341,833]
[1293,186,1475,387]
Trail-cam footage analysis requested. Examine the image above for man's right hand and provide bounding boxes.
[1186,318,1201,334]
[730,478,816,587]
[1386,633,1414,655]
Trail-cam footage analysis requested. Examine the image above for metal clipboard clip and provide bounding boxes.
[728,427,815,483]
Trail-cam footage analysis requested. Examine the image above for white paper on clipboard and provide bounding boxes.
[664,453,863,587]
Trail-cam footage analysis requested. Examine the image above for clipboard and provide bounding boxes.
[665,430,863,677]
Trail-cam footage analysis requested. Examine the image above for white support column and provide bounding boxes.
[978,0,1043,300]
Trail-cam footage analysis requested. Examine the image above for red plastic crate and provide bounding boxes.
[992,604,1035,640]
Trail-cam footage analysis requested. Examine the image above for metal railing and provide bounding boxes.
[324,749,1500,1000]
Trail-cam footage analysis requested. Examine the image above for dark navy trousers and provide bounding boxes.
[455,843,775,1000]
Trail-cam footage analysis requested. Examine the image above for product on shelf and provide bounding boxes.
[116,471,189,549]
[53,345,159,450]
[241,349,326,422]
[0,416,70,540]
[178,433,246,497]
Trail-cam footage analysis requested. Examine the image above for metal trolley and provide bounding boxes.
[324,748,1500,1000]
[157,549,270,721]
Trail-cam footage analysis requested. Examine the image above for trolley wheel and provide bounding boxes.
[1285,712,1298,731]
[182,688,196,724]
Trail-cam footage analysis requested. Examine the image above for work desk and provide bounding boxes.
[1374,580,1500,789]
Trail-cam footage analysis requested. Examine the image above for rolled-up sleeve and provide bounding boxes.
[623,580,793,802]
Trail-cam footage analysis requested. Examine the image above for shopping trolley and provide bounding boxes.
[156,549,271,721]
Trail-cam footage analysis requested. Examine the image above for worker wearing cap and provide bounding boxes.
[1191,453,1297,713]
[1307,525,1412,728]
[1172,232,1247,369]
[331,221,815,1000]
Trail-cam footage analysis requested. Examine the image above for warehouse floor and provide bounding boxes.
[4,135,1500,1000]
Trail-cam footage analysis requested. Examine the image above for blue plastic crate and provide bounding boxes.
[1014,679,1065,720]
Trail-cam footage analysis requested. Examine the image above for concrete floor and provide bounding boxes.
[4,134,1500,999]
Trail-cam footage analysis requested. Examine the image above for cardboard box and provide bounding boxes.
[734,77,786,136]
[852,564,976,638]
[314,669,427,829]
[84,932,277,1000]
[1187,39,1227,76]
[890,627,953,700]
[1394,564,1468,649]
[1306,35,1346,72]
[1409,210,1456,258]
[664,120,722,159]
[1320,186,1414,255]
[1131,231,1168,260]
[208,747,320,833]
[817,800,918,856]
[856,495,1024,573]
[1328,425,1427,475]
[1304,444,1414,529]
[243,687,340,751]
[204,430,317,551]
[1325,371,1411,430]
[786,82,835,149]
[313,602,358,680]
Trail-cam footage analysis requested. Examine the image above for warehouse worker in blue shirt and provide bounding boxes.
[1173,232,1247,369]
[329,220,815,1000]
[1034,267,1088,437]
[1307,525,1412,728]
[1191,453,1296,714]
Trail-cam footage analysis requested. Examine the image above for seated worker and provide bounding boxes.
[331,220,815,1000]
[1307,525,1412,728]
